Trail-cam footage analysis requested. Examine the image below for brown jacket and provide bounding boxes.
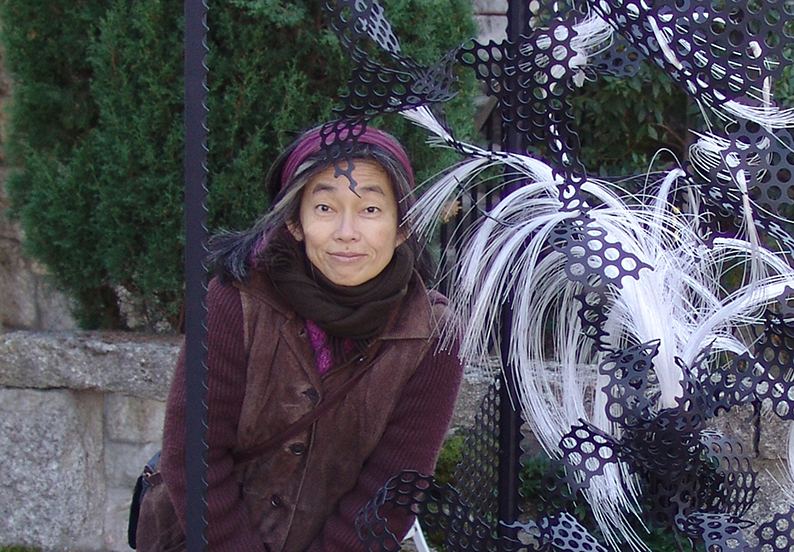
[137,269,462,552]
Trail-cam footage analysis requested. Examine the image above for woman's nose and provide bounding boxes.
[333,211,360,241]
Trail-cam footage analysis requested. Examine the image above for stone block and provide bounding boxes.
[0,331,180,400]
[105,393,166,444]
[0,388,105,551]
[104,487,139,552]
[758,404,792,461]
[472,0,507,14]
[105,441,163,489]
[473,15,507,44]
[450,374,491,432]
[708,403,758,454]
[0,172,76,332]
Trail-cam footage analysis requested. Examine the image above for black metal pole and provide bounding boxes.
[184,0,209,550]
[497,0,527,539]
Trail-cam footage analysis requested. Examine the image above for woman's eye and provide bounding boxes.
[364,206,380,214]
[316,204,332,213]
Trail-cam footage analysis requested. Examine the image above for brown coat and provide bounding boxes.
[137,269,462,552]
[234,270,451,551]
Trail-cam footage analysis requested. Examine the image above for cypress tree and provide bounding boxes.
[2,0,479,329]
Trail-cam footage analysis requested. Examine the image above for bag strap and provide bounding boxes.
[231,341,382,465]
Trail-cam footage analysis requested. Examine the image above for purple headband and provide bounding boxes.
[279,126,415,191]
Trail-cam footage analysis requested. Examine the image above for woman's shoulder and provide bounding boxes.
[397,275,460,339]
[207,273,243,306]
[426,289,461,338]
[213,265,291,313]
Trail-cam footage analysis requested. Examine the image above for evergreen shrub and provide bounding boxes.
[1,0,479,329]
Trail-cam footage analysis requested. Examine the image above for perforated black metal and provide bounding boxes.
[325,0,400,61]
[334,50,460,121]
[777,285,794,318]
[356,336,786,552]
[687,346,758,419]
[591,38,642,78]
[355,470,517,552]
[692,163,794,257]
[320,0,459,191]
[325,0,459,117]
[697,430,757,517]
[548,215,651,348]
[563,347,758,531]
[587,0,794,241]
[751,309,794,420]
[731,121,794,222]
[755,504,794,552]
[590,0,794,108]
[528,0,643,80]
[681,512,752,552]
[318,1,794,550]
[453,380,501,521]
[545,511,609,552]
[600,341,661,426]
[546,422,620,510]
[457,0,649,188]
[693,119,794,224]
[622,403,708,525]
[457,28,587,183]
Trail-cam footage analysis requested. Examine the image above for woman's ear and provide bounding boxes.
[287,220,304,241]
[395,226,409,247]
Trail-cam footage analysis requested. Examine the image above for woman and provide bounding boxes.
[136,125,463,552]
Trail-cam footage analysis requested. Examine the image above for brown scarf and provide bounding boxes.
[265,232,414,341]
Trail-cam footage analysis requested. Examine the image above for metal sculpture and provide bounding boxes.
[289,0,794,550]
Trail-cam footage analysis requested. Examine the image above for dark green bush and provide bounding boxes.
[570,62,697,178]
[2,0,479,329]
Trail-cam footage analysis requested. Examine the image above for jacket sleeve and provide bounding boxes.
[307,317,464,552]
[160,278,265,552]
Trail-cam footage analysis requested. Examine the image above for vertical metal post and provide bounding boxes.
[184,0,209,550]
[497,0,527,538]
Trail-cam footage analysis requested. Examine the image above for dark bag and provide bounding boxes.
[128,451,162,548]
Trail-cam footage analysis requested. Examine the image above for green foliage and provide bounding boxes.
[569,62,697,177]
[2,0,479,329]
[433,431,465,487]
[570,53,794,180]
[0,0,111,158]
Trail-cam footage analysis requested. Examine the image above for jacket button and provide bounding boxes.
[289,442,306,456]
[270,494,283,508]
[304,388,319,403]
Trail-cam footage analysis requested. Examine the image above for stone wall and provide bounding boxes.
[472,0,507,43]
[0,332,178,552]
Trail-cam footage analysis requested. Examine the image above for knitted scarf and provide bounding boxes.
[265,232,414,343]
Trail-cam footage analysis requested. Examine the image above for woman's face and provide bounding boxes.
[289,160,405,286]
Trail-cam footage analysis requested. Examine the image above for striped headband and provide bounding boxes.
[279,126,415,191]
